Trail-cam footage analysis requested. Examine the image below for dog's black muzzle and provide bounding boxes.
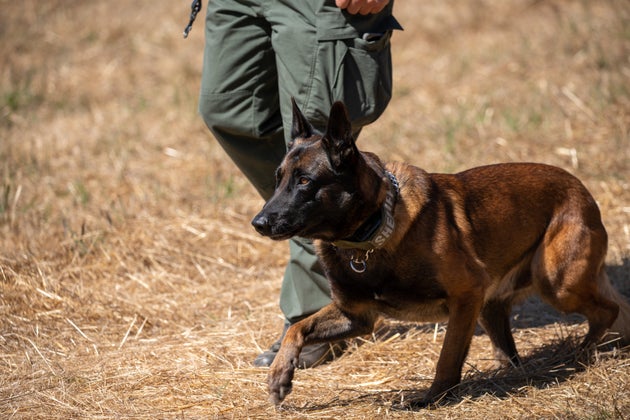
[251,212,272,237]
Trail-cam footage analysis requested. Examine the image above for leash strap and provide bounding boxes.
[183,0,202,38]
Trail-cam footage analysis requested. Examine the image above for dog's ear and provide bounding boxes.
[290,97,314,145]
[322,101,357,170]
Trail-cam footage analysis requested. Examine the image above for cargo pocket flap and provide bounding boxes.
[316,10,403,41]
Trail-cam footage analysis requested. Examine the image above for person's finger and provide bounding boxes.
[336,0,389,15]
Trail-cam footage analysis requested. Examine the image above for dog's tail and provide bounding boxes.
[599,270,630,345]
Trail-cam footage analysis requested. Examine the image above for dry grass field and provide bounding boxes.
[1,0,629,418]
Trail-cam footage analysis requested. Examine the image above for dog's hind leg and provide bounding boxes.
[479,299,520,368]
[532,219,619,349]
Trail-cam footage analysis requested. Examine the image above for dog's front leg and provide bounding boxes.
[419,295,483,407]
[268,303,375,405]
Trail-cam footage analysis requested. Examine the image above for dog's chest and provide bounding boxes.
[328,256,450,323]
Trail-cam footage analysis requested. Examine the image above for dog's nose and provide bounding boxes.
[251,213,271,236]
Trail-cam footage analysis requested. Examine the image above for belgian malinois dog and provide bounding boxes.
[251,99,630,408]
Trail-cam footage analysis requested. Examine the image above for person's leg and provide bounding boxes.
[199,0,284,200]
[199,0,399,367]
[270,0,399,320]
[280,237,331,321]
[199,0,334,367]
[247,0,400,367]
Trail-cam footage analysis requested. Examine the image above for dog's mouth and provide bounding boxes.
[266,230,297,241]
[252,213,304,241]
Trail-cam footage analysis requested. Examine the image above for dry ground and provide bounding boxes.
[1,0,629,418]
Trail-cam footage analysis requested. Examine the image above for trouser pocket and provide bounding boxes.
[307,9,399,130]
[334,31,393,127]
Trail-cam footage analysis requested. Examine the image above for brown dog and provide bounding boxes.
[251,99,630,408]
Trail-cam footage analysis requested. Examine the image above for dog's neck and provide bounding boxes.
[333,170,399,251]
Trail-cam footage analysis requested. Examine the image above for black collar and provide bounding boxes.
[333,171,399,250]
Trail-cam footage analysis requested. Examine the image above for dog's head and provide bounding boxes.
[252,99,381,242]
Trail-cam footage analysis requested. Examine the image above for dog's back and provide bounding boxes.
[437,162,605,282]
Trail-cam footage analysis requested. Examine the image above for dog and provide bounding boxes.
[251,99,630,409]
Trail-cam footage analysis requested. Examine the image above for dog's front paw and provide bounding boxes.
[392,381,456,410]
[391,393,445,411]
[267,351,297,405]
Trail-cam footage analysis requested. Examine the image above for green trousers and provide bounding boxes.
[199,0,400,321]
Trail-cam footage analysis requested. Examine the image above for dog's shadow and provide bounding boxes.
[284,258,630,412]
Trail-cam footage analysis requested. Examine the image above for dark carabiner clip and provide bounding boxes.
[183,0,202,39]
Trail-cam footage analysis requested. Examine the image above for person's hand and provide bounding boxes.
[335,0,390,15]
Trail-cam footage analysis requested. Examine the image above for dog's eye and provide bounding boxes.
[298,176,310,186]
